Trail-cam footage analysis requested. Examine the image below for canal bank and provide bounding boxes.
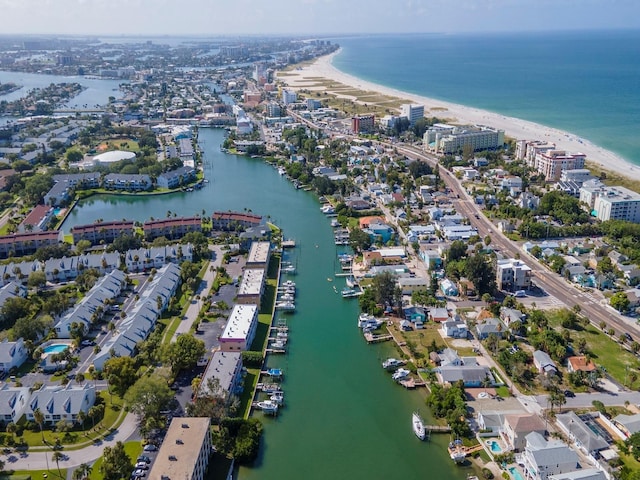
[61,128,471,480]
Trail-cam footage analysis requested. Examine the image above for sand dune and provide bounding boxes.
[281,50,640,182]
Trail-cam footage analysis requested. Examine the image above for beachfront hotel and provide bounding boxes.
[586,185,640,223]
[401,103,424,126]
[532,149,586,181]
[423,124,505,154]
[148,417,212,480]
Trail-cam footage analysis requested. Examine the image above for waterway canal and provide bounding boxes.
[62,128,470,480]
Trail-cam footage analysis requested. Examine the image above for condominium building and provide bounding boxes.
[148,417,212,480]
[423,124,504,154]
[212,211,263,231]
[199,351,243,402]
[401,104,424,126]
[352,114,375,134]
[266,102,282,117]
[559,169,593,184]
[246,241,271,268]
[533,150,586,181]
[496,259,532,292]
[142,216,202,241]
[0,231,62,259]
[281,89,297,105]
[237,268,266,304]
[71,220,135,246]
[590,185,640,223]
[515,140,556,164]
[219,304,259,351]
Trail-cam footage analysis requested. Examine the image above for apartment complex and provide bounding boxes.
[352,114,375,134]
[532,150,586,181]
[496,259,532,292]
[143,217,202,241]
[582,185,640,223]
[424,124,504,154]
[219,304,259,351]
[148,417,212,480]
[71,220,135,245]
[246,241,270,268]
[212,211,263,231]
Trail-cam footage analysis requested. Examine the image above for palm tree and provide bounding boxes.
[6,422,17,442]
[52,450,64,478]
[33,407,45,442]
[72,463,92,480]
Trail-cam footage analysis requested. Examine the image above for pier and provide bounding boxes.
[364,332,393,343]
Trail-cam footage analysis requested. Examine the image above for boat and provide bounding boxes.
[358,313,384,330]
[392,368,410,381]
[382,358,404,370]
[342,287,363,298]
[281,264,296,274]
[281,280,296,288]
[269,340,286,349]
[278,167,286,176]
[270,391,284,405]
[265,368,283,379]
[412,412,426,441]
[275,301,295,312]
[278,293,295,301]
[345,276,358,288]
[320,205,335,214]
[256,383,282,394]
[257,400,279,414]
[330,219,340,228]
[448,439,466,463]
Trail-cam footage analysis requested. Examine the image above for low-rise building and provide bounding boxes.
[142,217,202,241]
[25,383,96,425]
[246,241,270,268]
[519,432,580,480]
[566,356,597,373]
[237,268,266,305]
[555,412,608,458]
[71,220,135,246]
[613,413,640,438]
[212,211,263,231]
[533,350,558,376]
[476,318,504,339]
[19,204,55,232]
[219,304,259,352]
[103,173,152,191]
[501,414,547,452]
[156,166,197,189]
[441,320,468,339]
[199,351,243,402]
[0,338,28,373]
[497,259,532,292]
[148,417,212,480]
[0,384,30,424]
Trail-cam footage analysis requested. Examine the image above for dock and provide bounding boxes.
[266,348,286,354]
[282,239,296,248]
[398,377,426,389]
[364,332,393,343]
[424,424,452,433]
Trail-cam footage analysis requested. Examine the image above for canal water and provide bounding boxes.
[62,128,470,480]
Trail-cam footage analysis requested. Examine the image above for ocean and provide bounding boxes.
[331,30,640,166]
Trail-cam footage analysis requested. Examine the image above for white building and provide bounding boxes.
[496,259,532,292]
[533,150,586,181]
[282,89,297,105]
[0,338,28,373]
[400,104,424,126]
[560,169,593,183]
[0,384,30,424]
[219,304,259,352]
[25,383,96,425]
[424,124,505,154]
[590,185,640,223]
[519,432,580,480]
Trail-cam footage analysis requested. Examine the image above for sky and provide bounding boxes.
[1,0,640,36]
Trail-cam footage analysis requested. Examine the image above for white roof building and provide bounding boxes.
[219,304,259,352]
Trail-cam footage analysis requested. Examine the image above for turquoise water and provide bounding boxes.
[62,128,471,480]
[488,440,502,453]
[509,466,524,480]
[332,31,640,165]
[43,344,69,354]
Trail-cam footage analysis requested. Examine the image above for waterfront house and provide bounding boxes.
[533,350,558,376]
[103,173,152,191]
[437,362,493,388]
[403,306,426,324]
[71,220,135,246]
[519,432,579,480]
[501,414,547,452]
[548,469,606,480]
[26,383,96,425]
[142,216,202,241]
[156,166,197,189]
[0,384,30,425]
[0,338,28,373]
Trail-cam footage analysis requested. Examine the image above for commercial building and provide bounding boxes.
[424,124,504,154]
[148,417,213,480]
[589,185,640,223]
[219,304,259,352]
[237,268,266,304]
[352,114,375,134]
[532,150,586,181]
[401,104,424,126]
[246,241,270,268]
[496,259,532,292]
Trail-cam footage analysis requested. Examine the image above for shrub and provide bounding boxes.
[482,468,494,479]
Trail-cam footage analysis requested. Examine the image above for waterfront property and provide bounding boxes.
[501,414,547,452]
[148,417,212,480]
[71,220,135,245]
[18,204,55,232]
[44,172,101,206]
[124,243,193,272]
[103,173,152,191]
[212,211,263,231]
[517,432,580,480]
[143,217,202,241]
[219,304,259,352]
[199,351,243,402]
[237,268,266,305]
[156,165,197,189]
[25,383,96,425]
[423,124,505,154]
[246,241,271,268]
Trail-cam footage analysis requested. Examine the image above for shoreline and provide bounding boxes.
[282,50,640,182]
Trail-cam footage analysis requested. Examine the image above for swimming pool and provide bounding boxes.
[509,467,524,480]
[487,440,503,453]
[43,344,69,354]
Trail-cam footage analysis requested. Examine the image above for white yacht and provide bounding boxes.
[412,412,426,441]
[382,358,404,370]
[392,368,410,381]
[257,400,279,414]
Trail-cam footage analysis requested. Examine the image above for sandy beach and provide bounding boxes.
[280,50,640,182]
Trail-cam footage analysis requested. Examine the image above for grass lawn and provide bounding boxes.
[547,311,640,389]
[237,368,260,419]
[88,440,142,480]
[0,469,66,480]
[495,386,511,398]
[96,138,140,153]
[400,323,447,361]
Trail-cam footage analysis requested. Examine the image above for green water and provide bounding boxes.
[62,128,470,480]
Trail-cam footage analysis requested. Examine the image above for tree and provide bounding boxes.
[66,149,83,163]
[27,270,47,290]
[0,297,31,327]
[72,463,92,480]
[447,240,467,262]
[548,389,566,412]
[124,374,173,425]
[75,239,92,254]
[100,441,133,480]
[610,292,630,313]
[33,408,45,442]
[52,450,65,478]
[103,356,138,396]
[370,271,401,310]
[348,228,372,253]
[163,334,206,375]
[464,254,496,295]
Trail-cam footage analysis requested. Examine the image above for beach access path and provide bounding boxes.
[281,51,640,182]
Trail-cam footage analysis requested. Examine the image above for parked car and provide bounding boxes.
[137,455,151,464]
[134,462,149,470]
[564,390,576,398]
[143,444,158,452]
[132,469,147,477]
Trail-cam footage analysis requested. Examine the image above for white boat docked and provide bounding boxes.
[270,391,284,405]
[341,288,363,298]
[382,358,404,370]
[257,400,279,414]
[278,167,286,176]
[281,280,296,288]
[275,301,295,312]
[321,205,335,214]
[392,368,410,382]
[412,412,426,441]
[449,439,466,463]
[358,313,384,330]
